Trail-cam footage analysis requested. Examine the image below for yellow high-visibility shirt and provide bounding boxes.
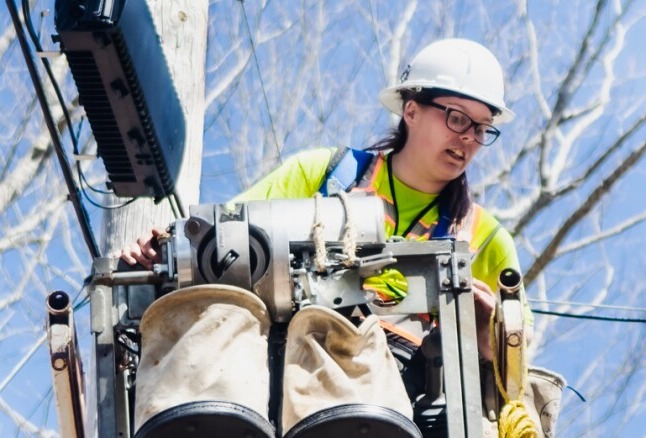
[233,147,533,325]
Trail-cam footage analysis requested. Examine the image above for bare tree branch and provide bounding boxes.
[512,113,646,234]
[524,139,646,285]
[0,396,56,438]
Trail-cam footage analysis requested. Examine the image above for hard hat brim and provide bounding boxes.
[379,84,515,124]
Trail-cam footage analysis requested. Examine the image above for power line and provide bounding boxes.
[527,298,646,313]
[7,0,101,257]
[531,309,646,324]
[367,0,387,87]
[238,0,283,165]
[528,298,646,323]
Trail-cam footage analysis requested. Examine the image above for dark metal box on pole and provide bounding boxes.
[54,0,186,199]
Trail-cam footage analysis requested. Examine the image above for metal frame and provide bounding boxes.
[374,239,483,437]
[90,258,157,438]
[85,245,484,436]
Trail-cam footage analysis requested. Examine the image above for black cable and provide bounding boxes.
[75,154,135,209]
[116,334,139,355]
[22,0,77,153]
[77,162,112,195]
[7,0,101,258]
[24,0,156,214]
[531,308,646,323]
[73,117,114,195]
[79,186,136,210]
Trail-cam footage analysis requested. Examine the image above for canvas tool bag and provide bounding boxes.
[281,305,414,434]
[481,363,567,437]
[133,284,271,433]
[523,366,567,437]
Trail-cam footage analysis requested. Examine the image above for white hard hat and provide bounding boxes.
[379,38,515,124]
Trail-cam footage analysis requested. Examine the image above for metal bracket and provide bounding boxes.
[437,241,482,437]
[437,242,471,293]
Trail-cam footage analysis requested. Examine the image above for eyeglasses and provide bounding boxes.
[426,101,501,146]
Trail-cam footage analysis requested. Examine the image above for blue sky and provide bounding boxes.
[1,1,646,436]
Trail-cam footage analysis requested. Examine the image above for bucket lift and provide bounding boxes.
[46,195,527,437]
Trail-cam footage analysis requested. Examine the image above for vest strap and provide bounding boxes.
[319,147,374,196]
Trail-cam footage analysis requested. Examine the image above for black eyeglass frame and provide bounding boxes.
[425,101,501,146]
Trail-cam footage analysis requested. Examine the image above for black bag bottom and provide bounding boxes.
[135,400,275,438]
[283,404,422,438]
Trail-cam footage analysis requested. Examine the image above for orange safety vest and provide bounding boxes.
[350,152,499,255]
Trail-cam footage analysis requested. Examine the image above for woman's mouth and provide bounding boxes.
[446,148,465,161]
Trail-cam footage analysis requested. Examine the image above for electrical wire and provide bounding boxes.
[22,0,134,212]
[529,298,646,323]
[22,0,183,215]
[7,0,101,257]
[21,0,77,152]
[238,0,283,165]
[528,298,646,313]
[367,0,387,86]
[73,117,115,195]
[530,308,646,324]
[169,191,186,218]
[77,170,136,210]
[77,162,113,195]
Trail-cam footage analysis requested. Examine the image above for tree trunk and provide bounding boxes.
[101,0,207,255]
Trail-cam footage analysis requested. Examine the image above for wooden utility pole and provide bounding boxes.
[101,0,208,255]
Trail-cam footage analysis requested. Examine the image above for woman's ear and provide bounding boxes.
[402,100,418,126]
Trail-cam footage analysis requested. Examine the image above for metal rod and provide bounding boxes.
[110,270,163,285]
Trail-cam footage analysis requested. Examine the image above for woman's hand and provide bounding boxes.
[472,278,497,361]
[119,227,166,270]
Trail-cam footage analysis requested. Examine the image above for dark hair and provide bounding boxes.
[367,88,474,229]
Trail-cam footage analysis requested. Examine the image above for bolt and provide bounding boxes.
[53,358,67,371]
[507,333,522,348]
[440,257,450,266]
[186,218,201,236]
[442,278,451,287]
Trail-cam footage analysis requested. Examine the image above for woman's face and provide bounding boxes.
[401,95,494,188]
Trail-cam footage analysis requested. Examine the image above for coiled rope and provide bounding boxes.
[312,192,358,272]
[335,190,357,267]
[312,193,327,272]
[489,310,538,437]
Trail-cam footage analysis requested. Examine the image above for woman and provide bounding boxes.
[220,38,533,360]
[123,38,534,435]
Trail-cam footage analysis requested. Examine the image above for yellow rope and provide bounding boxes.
[489,309,538,438]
